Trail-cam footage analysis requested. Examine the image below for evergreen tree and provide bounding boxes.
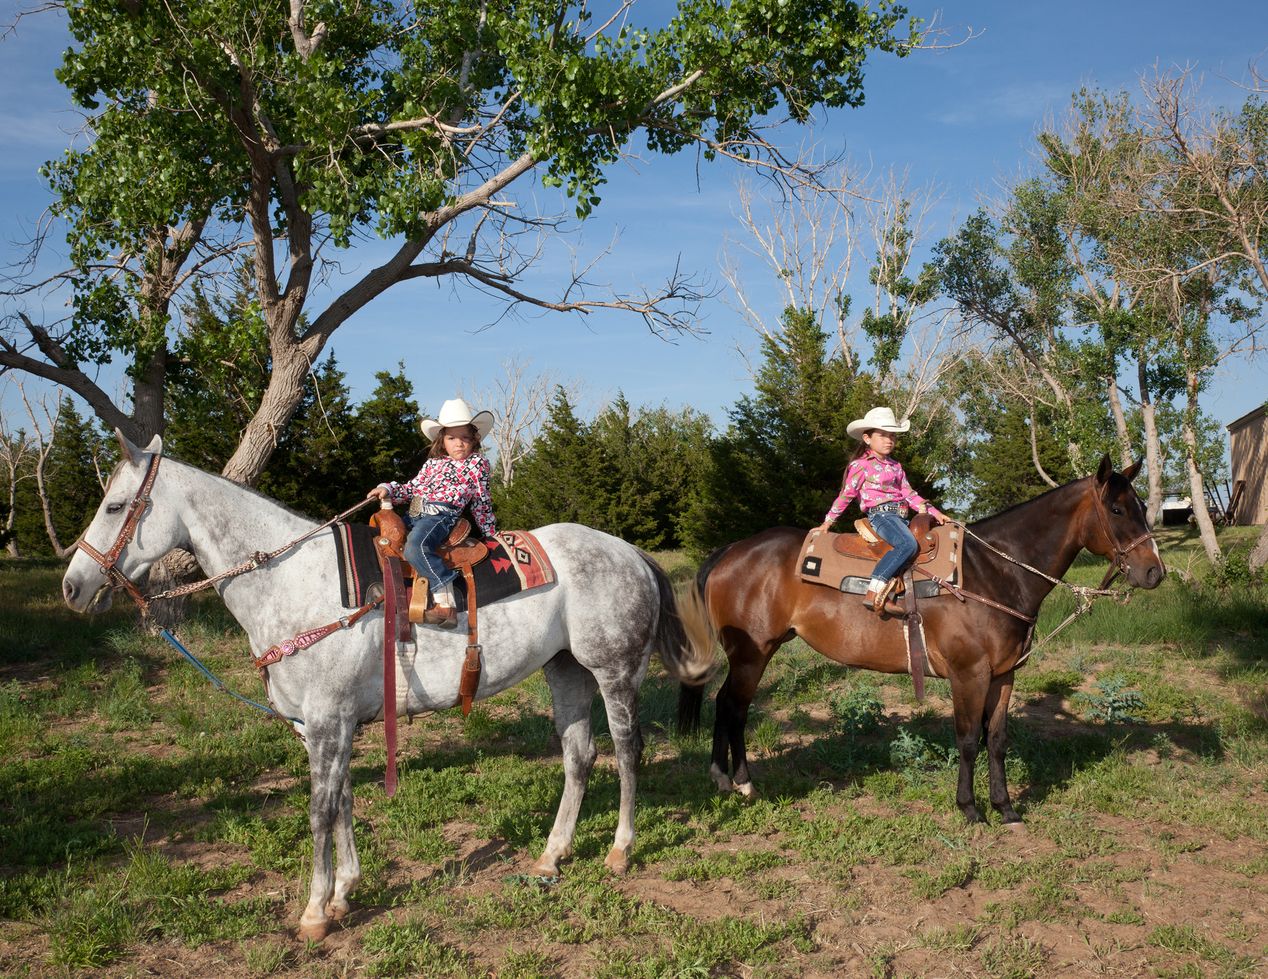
[682,308,880,554]
[494,388,595,530]
[588,395,662,547]
[46,400,113,546]
[961,395,1075,518]
[165,280,270,473]
[356,363,424,482]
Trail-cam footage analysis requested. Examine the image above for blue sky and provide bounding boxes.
[1,1,1265,438]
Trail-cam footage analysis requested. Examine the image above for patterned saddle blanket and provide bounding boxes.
[331,523,556,611]
[797,520,963,598]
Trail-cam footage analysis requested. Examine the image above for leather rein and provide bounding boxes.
[75,450,374,617]
[951,476,1156,639]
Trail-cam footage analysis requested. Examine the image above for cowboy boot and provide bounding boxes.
[423,581,459,629]
[863,577,899,613]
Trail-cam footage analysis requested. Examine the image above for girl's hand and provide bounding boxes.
[817,520,833,534]
[367,486,388,501]
[931,511,948,525]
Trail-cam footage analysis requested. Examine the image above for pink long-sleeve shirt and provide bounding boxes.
[381,455,498,537]
[824,451,943,523]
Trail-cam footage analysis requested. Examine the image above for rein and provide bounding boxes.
[955,477,1156,652]
[75,450,376,612]
[74,451,380,726]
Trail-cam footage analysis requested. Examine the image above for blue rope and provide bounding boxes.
[158,629,304,726]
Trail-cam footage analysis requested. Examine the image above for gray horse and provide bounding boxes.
[61,433,715,940]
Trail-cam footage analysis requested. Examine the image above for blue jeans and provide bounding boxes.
[869,511,918,582]
[403,504,461,591]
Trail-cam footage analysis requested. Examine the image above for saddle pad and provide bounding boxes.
[331,524,556,609]
[333,522,382,608]
[797,524,962,595]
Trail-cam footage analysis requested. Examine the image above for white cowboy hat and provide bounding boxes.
[419,398,495,442]
[846,406,911,441]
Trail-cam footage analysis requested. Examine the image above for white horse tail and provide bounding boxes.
[638,551,717,688]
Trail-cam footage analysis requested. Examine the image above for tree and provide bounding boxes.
[3,0,921,493]
[681,307,897,554]
[356,364,424,483]
[461,357,559,488]
[955,354,1075,517]
[257,353,362,519]
[494,387,595,531]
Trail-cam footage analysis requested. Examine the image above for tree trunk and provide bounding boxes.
[1106,376,1134,469]
[5,472,18,557]
[1137,354,1164,526]
[221,345,313,485]
[144,549,201,633]
[1181,375,1221,563]
[1250,523,1268,571]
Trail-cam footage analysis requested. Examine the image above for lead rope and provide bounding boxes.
[959,525,1133,660]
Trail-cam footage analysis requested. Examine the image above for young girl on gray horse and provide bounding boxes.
[818,406,947,612]
[367,398,497,627]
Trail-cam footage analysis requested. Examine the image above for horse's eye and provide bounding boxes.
[1111,505,1123,516]
[106,502,125,514]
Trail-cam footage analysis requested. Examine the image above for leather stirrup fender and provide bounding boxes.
[458,565,482,715]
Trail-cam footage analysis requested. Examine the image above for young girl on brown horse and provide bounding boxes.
[818,406,947,612]
[681,455,1164,824]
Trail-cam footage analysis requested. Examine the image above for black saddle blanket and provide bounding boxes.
[330,523,555,611]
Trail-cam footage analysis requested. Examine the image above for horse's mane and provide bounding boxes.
[967,473,1093,532]
[152,452,325,525]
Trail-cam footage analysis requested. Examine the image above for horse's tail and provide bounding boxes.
[674,543,732,734]
[638,551,718,691]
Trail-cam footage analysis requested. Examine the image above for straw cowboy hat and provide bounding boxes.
[420,398,495,442]
[846,406,911,441]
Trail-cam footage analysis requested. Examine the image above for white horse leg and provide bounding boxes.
[326,766,360,921]
[531,651,598,878]
[596,675,641,876]
[298,717,355,942]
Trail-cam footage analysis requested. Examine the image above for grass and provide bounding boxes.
[1,524,1266,976]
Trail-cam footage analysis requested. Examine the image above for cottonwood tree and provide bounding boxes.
[0,397,37,557]
[3,0,923,491]
[1138,69,1268,564]
[1038,91,1175,521]
[461,356,562,487]
[723,168,960,422]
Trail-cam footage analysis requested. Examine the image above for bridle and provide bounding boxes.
[1086,479,1157,589]
[951,474,1159,654]
[73,450,373,617]
[74,450,164,615]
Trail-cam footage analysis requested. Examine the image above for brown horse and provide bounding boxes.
[678,457,1165,824]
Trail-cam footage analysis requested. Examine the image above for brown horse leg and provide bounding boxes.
[983,671,1021,824]
[712,634,776,798]
[949,667,990,823]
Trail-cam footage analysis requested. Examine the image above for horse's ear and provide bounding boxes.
[115,428,140,465]
[143,434,163,455]
[1095,454,1113,484]
[1122,458,1142,483]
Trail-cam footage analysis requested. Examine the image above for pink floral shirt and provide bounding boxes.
[824,451,942,523]
[382,455,498,537]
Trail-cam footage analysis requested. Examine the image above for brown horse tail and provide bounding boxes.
[637,551,718,689]
[675,544,731,733]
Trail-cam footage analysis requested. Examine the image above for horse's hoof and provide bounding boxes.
[530,857,560,878]
[734,780,757,800]
[326,899,351,921]
[297,918,330,943]
[709,763,734,793]
[604,847,630,875]
[1002,820,1028,834]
